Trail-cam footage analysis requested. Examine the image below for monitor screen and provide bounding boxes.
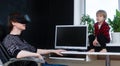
[55,25,88,50]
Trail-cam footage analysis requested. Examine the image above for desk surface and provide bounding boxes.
[106,43,120,46]
[61,51,120,55]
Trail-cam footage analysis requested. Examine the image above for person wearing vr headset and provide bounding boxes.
[2,12,66,66]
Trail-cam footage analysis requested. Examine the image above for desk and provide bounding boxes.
[61,52,120,66]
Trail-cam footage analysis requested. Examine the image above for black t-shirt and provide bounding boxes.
[2,34,37,58]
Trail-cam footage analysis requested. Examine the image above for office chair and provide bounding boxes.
[0,42,45,66]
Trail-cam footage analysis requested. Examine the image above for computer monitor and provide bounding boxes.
[55,25,88,50]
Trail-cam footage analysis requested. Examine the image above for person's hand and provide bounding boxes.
[93,39,98,46]
[52,49,66,56]
[36,53,44,60]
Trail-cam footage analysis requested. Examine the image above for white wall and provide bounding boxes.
[119,0,120,10]
[74,0,85,25]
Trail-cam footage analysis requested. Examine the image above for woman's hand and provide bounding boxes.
[93,39,99,46]
[51,49,66,56]
[35,53,44,60]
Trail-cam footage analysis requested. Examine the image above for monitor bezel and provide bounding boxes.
[55,25,88,50]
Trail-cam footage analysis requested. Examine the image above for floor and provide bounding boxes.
[47,59,120,66]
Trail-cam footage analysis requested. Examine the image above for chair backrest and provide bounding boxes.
[0,43,11,63]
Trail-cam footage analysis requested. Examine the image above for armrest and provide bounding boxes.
[10,57,45,63]
[4,57,45,66]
